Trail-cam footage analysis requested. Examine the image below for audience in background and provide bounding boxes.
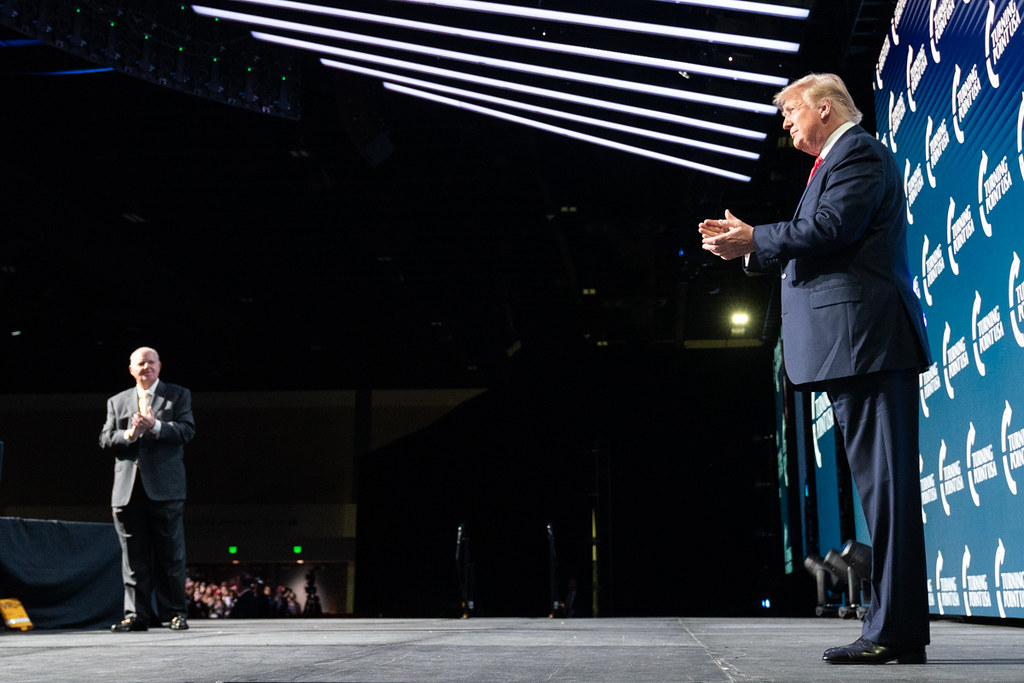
[186,576,302,619]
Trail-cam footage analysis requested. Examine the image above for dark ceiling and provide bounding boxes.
[0,0,893,393]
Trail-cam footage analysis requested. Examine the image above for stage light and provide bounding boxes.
[383,82,753,181]
[332,0,802,52]
[804,553,843,614]
[839,540,871,582]
[731,311,749,336]
[823,544,871,617]
[647,0,810,19]
[316,52,766,140]
[193,3,788,86]
[318,59,759,159]
[804,554,830,576]
[203,15,778,114]
[822,548,851,578]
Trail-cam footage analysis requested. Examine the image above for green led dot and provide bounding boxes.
[178,46,184,52]
[228,546,238,555]
[109,21,115,27]
[292,546,303,554]
[281,76,287,81]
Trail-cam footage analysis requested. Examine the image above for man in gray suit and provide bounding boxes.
[100,347,195,632]
[700,74,931,664]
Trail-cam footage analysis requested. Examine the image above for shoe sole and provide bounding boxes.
[824,650,927,665]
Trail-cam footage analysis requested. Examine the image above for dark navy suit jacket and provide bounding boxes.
[748,124,931,386]
[99,381,195,507]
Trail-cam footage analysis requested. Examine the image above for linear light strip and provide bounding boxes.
[240,28,776,115]
[365,0,800,52]
[383,82,752,181]
[645,0,810,19]
[0,38,44,47]
[201,10,778,114]
[317,54,765,140]
[244,29,766,139]
[311,40,765,140]
[322,58,759,159]
[212,0,789,86]
[22,68,116,75]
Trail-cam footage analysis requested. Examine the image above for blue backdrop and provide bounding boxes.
[875,0,1024,618]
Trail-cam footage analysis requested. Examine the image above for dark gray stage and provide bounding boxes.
[1,617,1022,682]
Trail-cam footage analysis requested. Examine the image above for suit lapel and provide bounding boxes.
[120,387,139,416]
[791,125,861,218]
[151,383,168,415]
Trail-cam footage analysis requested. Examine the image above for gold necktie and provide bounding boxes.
[127,391,149,440]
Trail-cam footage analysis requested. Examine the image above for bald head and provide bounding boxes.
[129,347,162,389]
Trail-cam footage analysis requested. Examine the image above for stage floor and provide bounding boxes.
[1,616,1022,682]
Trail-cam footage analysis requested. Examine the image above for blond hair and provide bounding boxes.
[773,73,863,125]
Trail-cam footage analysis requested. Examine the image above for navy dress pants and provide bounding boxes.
[824,368,930,647]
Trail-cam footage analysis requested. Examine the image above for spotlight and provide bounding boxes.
[805,541,873,619]
[822,548,851,578]
[803,554,842,616]
[839,540,872,619]
[730,311,749,336]
[840,539,872,580]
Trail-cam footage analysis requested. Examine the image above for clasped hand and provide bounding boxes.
[698,209,754,261]
[131,408,156,434]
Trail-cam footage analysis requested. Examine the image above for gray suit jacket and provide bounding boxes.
[99,381,195,507]
[748,125,931,387]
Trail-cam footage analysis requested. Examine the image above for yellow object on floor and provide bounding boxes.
[0,598,33,631]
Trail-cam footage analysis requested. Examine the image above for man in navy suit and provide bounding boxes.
[699,73,932,664]
[99,347,195,632]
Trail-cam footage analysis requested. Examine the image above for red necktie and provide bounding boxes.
[807,156,823,185]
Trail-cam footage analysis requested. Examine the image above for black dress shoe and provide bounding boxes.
[111,617,148,632]
[169,615,189,631]
[822,637,926,664]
